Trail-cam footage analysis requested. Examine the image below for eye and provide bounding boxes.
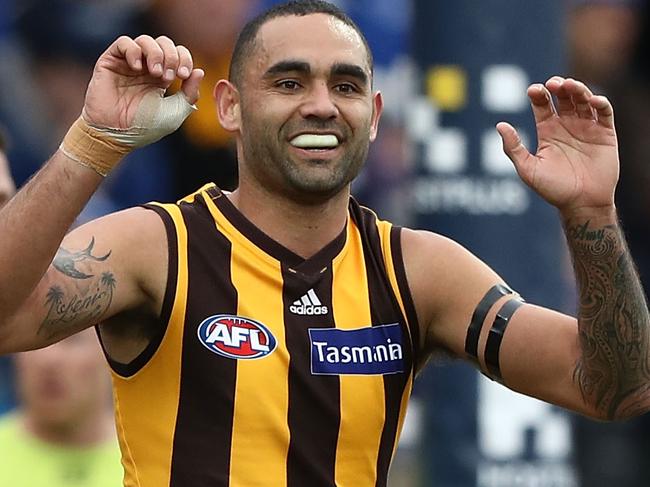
[335,83,359,94]
[277,80,301,90]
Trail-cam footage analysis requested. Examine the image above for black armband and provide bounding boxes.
[464,283,515,362]
[484,298,524,382]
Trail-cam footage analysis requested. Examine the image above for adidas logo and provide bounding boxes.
[289,289,329,316]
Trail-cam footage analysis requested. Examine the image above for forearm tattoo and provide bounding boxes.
[38,238,115,339]
[567,219,650,419]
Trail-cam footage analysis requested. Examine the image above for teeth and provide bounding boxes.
[290,134,339,149]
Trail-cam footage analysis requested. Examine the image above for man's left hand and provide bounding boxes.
[497,76,618,217]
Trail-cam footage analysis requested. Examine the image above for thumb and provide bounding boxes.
[181,68,204,105]
[496,122,532,176]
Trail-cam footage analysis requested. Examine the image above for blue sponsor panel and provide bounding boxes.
[309,324,404,376]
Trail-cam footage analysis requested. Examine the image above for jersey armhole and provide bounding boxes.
[95,203,179,378]
[389,226,423,371]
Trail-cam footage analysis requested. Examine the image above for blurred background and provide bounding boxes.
[2,0,650,486]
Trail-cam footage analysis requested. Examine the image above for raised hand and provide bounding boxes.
[497,77,618,216]
[82,35,204,133]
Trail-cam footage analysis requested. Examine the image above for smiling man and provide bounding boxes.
[0,1,649,486]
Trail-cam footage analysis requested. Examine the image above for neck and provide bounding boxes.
[230,178,350,259]
[21,408,114,448]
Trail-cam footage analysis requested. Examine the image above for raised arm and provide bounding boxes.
[500,77,650,419]
[408,77,650,421]
[0,35,203,352]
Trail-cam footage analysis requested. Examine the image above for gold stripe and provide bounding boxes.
[177,182,215,204]
[332,220,384,486]
[203,194,290,486]
[378,220,414,460]
[111,203,189,486]
[203,189,285,272]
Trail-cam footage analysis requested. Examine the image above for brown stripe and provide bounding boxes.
[170,195,238,487]
[350,203,413,487]
[284,265,339,487]
[390,226,421,367]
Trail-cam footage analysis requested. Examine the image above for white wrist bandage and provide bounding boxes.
[61,91,196,176]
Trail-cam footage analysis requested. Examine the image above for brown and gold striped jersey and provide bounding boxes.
[103,184,420,487]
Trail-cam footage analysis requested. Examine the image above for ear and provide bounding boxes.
[369,91,384,142]
[214,80,241,132]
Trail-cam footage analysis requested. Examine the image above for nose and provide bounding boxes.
[299,81,339,120]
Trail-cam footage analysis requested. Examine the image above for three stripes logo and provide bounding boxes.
[289,289,329,316]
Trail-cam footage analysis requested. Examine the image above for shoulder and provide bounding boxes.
[0,413,26,457]
[400,227,487,307]
[67,206,168,266]
[76,205,167,238]
[0,413,19,439]
[399,227,506,358]
[400,227,487,278]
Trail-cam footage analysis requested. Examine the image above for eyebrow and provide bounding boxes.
[331,63,369,86]
[263,60,369,86]
[263,60,311,78]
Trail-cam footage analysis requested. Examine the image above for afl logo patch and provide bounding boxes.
[197,314,277,360]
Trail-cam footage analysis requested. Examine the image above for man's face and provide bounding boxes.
[236,13,383,203]
[14,329,111,429]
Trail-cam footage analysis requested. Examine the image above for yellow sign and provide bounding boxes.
[426,66,467,111]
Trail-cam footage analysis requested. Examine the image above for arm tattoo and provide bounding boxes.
[38,272,116,340]
[567,219,650,419]
[53,237,111,279]
[39,237,114,339]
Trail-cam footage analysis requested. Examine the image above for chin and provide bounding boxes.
[285,179,350,205]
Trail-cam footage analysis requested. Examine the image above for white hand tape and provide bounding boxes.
[87,91,197,148]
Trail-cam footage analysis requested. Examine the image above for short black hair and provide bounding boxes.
[228,0,373,87]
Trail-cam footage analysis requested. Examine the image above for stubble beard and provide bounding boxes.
[242,124,371,205]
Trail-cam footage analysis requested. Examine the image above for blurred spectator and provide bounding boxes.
[567,1,650,486]
[0,329,122,486]
[143,0,261,196]
[567,0,644,90]
[1,0,178,213]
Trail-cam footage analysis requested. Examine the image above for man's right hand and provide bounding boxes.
[82,35,204,139]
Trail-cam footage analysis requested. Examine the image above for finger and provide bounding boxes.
[176,45,194,79]
[134,35,164,77]
[108,36,143,71]
[546,76,575,117]
[496,122,533,178]
[590,95,615,129]
[566,78,596,120]
[155,36,180,83]
[527,83,556,124]
[180,68,205,105]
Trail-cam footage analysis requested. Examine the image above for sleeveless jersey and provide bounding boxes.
[104,184,420,487]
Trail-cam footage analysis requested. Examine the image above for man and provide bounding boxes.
[0,1,648,486]
[0,329,122,486]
